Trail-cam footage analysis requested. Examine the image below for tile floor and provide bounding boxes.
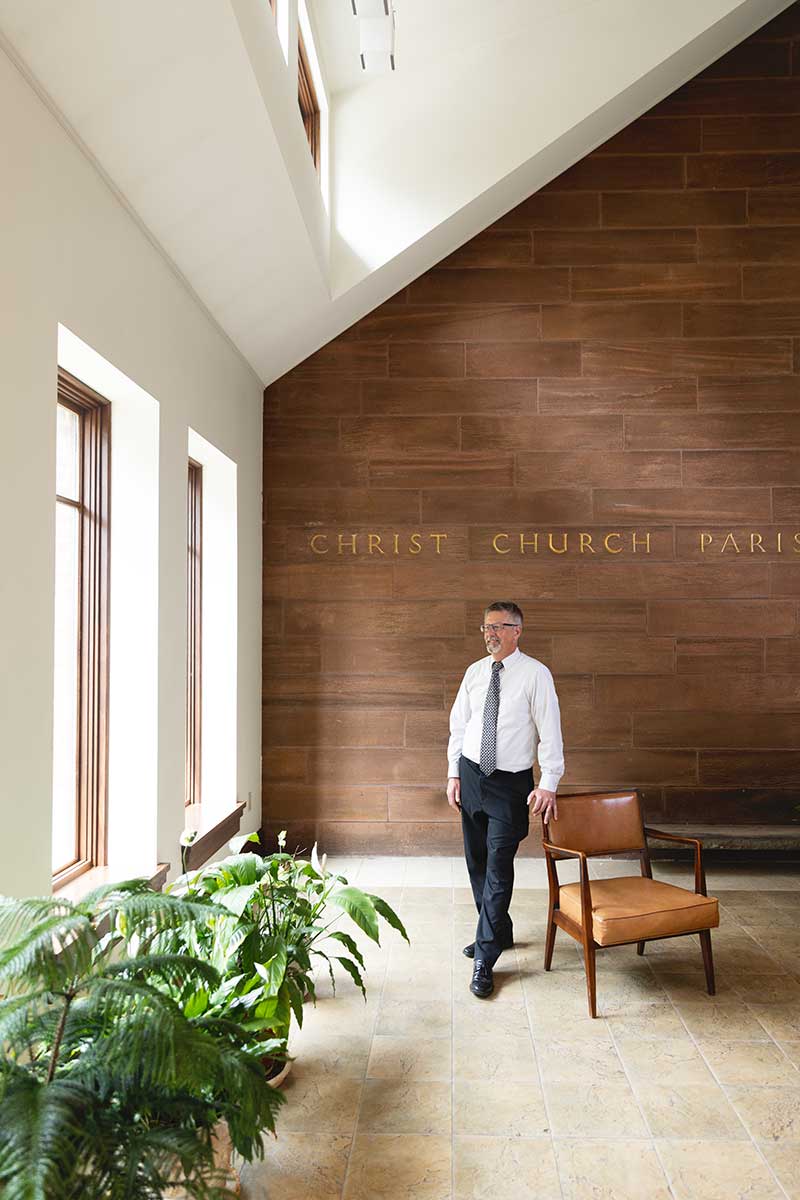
[240,857,800,1200]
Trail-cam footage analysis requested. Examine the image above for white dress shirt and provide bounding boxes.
[447,648,565,792]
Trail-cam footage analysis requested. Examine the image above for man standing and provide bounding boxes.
[446,601,564,998]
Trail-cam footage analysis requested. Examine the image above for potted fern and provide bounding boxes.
[165,834,409,1084]
[0,880,284,1199]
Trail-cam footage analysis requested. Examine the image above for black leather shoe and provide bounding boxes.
[463,939,514,959]
[469,959,494,999]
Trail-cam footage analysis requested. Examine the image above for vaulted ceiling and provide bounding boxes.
[0,0,793,383]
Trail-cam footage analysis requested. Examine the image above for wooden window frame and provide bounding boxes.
[298,29,320,170]
[54,370,111,888]
[186,459,203,809]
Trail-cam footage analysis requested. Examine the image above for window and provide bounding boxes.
[53,370,110,885]
[186,460,203,808]
[298,29,320,169]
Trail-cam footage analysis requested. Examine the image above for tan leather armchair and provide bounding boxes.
[542,790,719,1017]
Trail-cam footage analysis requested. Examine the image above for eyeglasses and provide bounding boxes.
[480,623,520,634]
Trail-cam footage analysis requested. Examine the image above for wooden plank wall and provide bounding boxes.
[263,5,800,855]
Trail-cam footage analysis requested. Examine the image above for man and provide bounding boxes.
[446,601,564,998]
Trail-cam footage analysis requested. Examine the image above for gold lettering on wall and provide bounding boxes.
[306,529,800,559]
[698,531,800,554]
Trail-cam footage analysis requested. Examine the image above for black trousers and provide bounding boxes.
[459,755,532,967]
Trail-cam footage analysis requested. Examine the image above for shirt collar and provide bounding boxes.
[487,647,521,671]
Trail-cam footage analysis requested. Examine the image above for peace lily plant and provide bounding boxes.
[163,832,409,1071]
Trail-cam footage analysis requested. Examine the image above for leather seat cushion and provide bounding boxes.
[559,876,719,946]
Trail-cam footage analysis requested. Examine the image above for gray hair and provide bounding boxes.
[484,601,524,625]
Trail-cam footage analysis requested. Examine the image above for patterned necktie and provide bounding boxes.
[479,660,504,776]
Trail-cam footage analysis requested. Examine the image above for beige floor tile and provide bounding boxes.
[733,975,800,1004]
[517,943,581,972]
[655,972,739,1004]
[454,1134,561,1199]
[288,1031,372,1078]
[453,1077,549,1137]
[544,1081,649,1138]
[780,1041,800,1068]
[760,1141,800,1200]
[304,995,381,1036]
[342,1133,451,1200]
[698,1039,800,1086]
[240,1132,351,1200]
[592,971,670,1008]
[555,1139,670,1200]
[657,1138,784,1200]
[676,1002,771,1041]
[535,1037,625,1084]
[748,1003,800,1041]
[629,945,703,974]
[727,1085,800,1141]
[634,1081,747,1140]
[453,1032,538,1082]
[453,994,531,1037]
[277,1070,362,1134]
[366,1035,452,1082]
[606,1004,689,1040]
[376,997,452,1038]
[528,1007,614,1040]
[714,946,786,976]
[398,920,454,946]
[742,906,800,927]
[357,1078,451,1135]
[616,1036,714,1085]
[385,958,453,989]
[399,887,453,908]
[483,975,528,1006]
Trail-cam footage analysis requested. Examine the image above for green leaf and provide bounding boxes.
[368,894,410,944]
[183,989,209,1019]
[285,975,306,1030]
[254,935,288,995]
[328,930,365,969]
[216,883,259,917]
[328,886,380,943]
[333,956,366,1000]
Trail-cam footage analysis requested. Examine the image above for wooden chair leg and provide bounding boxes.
[636,940,646,956]
[583,939,597,1018]
[543,913,557,971]
[699,929,715,996]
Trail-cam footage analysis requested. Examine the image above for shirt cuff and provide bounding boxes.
[448,758,461,777]
[538,772,561,794]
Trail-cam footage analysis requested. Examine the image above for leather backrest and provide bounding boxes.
[546,791,645,855]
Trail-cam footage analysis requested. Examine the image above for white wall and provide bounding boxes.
[0,45,263,898]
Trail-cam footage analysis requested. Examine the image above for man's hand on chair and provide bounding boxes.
[446,777,461,812]
[529,788,558,823]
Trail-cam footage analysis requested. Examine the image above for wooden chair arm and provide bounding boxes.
[542,843,593,940]
[644,827,702,848]
[643,828,707,897]
[542,840,587,860]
